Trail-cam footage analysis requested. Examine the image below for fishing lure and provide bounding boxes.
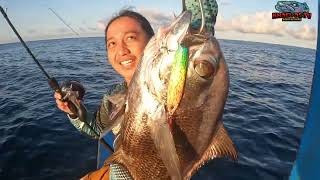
[167,45,189,116]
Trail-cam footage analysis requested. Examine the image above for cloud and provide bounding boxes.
[215,14,232,31]
[78,27,87,32]
[88,27,97,31]
[286,24,317,41]
[217,0,231,6]
[137,8,174,30]
[95,6,136,32]
[57,28,68,33]
[216,11,317,41]
[95,7,174,34]
[221,11,286,36]
[96,20,107,31]
[27,29,37,34]
[95,8,316,42]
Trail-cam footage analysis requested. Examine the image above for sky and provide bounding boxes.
[0,0,318,49]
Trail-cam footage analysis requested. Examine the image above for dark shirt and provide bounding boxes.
[68,82,127,148]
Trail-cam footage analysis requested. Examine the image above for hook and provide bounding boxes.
[182,0,206,34]
[197,0,205,34]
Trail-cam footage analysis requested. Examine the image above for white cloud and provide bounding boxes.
[217,0,231,6]
[227,11,285,36]
[216,11,317,41]
[78,27,87,32]
[94,8,317,43]
[88,27,97,31]
[287,24,317,41]
[215,14,232,31]
[57,28,68,33]
[27,29,37,34]
[94,8,174,36]
[96,20,107,31]
[137,8,174,31]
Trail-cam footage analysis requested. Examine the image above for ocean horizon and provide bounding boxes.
[0,36,316,50]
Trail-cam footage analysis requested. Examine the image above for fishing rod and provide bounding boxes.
[0,6,114,154]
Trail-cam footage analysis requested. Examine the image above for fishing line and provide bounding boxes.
[48,8,80,37]
[0,5,114,154]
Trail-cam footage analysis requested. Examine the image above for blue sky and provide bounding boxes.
[0,0,317,49]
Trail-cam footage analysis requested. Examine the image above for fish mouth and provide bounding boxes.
[143,11,191,109]
[162,10,192,51]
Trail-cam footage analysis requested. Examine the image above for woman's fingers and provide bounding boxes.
[54,92,62,100]
[54,92,81,115]
[55,94,73,114]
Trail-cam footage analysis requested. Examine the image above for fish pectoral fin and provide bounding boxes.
[109,103,126,123]
[99,104,126,138]
[209,123,238,160]
[148,105,182,180]
[104,146,123,165]
[185,123,238,178]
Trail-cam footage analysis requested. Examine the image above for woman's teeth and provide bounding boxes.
[120,60,133,65]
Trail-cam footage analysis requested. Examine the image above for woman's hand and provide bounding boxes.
[54,92,75,115]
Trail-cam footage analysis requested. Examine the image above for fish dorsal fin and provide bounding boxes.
[185,123,238,178]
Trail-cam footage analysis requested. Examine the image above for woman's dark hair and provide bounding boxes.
[105,10,154,40]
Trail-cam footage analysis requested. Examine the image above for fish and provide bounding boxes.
[102,10,238,180]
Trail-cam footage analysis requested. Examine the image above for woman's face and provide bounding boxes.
[106,16,149,84]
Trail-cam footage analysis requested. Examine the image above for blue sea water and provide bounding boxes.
[0,37,315,179]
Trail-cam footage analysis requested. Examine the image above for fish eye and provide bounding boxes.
[194,59,216,79]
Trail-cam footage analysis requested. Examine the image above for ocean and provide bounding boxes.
[0,37,315,179]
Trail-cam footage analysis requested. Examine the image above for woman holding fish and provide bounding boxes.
[54,10,154,149]
[55,0,238,179]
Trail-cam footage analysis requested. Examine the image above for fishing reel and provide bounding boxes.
[60,80,87,122]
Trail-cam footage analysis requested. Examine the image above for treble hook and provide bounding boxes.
[182,0,206,35]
